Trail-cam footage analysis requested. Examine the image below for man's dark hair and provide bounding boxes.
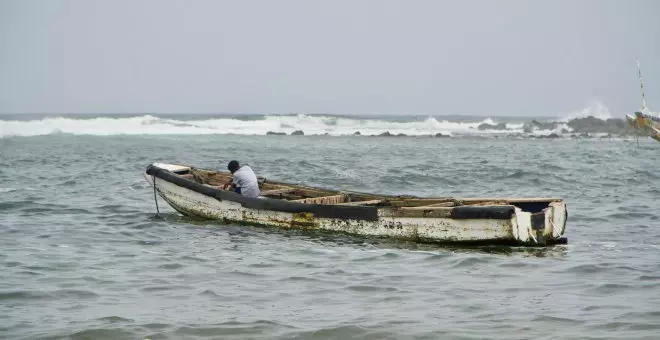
[227,160,240,173]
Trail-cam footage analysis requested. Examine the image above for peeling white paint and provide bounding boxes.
[549,201,567,238]
[513,208,534,243]
[145,171,566,246]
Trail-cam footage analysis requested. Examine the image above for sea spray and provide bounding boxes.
[0,101,634,138]
[0,114,515,137]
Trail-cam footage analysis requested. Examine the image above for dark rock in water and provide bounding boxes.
[545,133,560,138]
[523,120,558,133]
[567,116,604,133]
[377,131,407,137]
[477,122,508,131]
[291,130,304,135]
[517,116,634,136]
[266,131,287,135]
[435,132,450,138]
[353,131,361,135]
[567,116,633,134]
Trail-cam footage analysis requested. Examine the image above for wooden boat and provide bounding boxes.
[144,163,568,246]
[626,59,660,143]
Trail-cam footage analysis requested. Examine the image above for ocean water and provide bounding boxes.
[2,126,660,339]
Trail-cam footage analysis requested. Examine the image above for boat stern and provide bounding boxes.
[511,200,567,245]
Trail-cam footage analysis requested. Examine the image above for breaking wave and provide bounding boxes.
[0,114,520,138]
[556,100,613,122]
[0,102,631,138]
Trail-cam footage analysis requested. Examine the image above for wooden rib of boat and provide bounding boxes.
[144,163,568,246]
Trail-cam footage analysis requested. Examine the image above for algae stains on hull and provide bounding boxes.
[147,165,567,246]
[291,212,317,228]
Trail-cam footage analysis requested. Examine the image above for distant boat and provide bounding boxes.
[626,60,660,142]
[144,163,568,246]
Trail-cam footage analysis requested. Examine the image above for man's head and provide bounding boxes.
[227,160,240,173]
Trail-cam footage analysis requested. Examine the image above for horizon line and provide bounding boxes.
[0,111,563,118]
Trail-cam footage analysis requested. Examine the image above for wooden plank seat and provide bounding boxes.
[292,194,346,205]
[260,188,298,196]
[337,199,385,206]
[420,201,455,207]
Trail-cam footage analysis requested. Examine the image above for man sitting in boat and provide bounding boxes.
[222,160,260,198]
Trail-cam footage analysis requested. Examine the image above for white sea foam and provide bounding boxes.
[0,104,621,138]
[0,114,516,137]
[557,100,613,122]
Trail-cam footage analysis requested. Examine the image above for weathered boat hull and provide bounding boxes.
[144,163,567,246]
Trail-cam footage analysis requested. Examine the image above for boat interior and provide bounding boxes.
[167,166,561,213]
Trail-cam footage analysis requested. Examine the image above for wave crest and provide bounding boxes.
[0,102,634,138]
[558,100,613,122]
[0,114,509,137]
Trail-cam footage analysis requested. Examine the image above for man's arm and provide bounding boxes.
[222,177,234,190]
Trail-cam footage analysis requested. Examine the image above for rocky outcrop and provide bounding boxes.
[291,130,304,135]
[373,131,409,137]
[477,122,508,131]
[567,116,633,134]
[537,133,560,139]
[522,120,558,133]
[519,116,635,136]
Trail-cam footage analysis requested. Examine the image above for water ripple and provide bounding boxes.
[2,135,659,340]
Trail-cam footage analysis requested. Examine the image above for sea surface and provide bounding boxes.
[2,120,660,339]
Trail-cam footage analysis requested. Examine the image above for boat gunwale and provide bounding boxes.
[169,164,565,205]
[146,164,381,221]
[146,163,565,222]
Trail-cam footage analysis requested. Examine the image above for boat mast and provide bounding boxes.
[637,59,648,111]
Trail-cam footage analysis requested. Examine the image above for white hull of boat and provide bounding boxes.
[144,163,567,246]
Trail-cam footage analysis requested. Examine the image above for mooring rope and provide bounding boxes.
[152,173,160,214]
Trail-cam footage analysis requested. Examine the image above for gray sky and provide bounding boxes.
[1,0,658,116]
